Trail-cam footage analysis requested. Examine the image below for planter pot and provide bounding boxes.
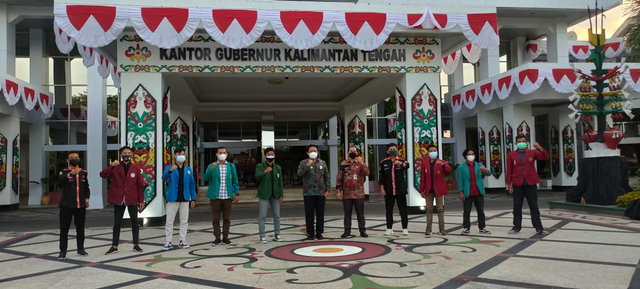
[45,191,63,205]
[582,129,597,144]
[41,196,51,205]
[446,180,454,190]
[603,128,624,150]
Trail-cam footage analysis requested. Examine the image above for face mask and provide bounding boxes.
[428,152,438,159]
[349,152,357,159]
[517,142,528,150]
[266,156,275,162]
[389,150,398,157]
[309,152,318,159]
[217,154,227,161]
[466,155,475,162]
[121,155,131,162]
[69,159,80,167]
[176,155,186,163]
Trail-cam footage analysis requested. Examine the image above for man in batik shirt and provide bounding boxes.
[336,146,370,238]
[297,144,331,240]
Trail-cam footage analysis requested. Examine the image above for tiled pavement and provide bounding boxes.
[1,209,639,288]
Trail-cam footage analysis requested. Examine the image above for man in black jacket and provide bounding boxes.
[57,151,90,259]
[379,143,410,236]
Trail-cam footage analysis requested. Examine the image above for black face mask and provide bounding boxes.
[122,155,131,162]
[349,152,357,159]
[69,159,80,167]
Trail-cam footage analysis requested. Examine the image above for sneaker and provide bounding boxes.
[57,252,66,260]
[508,228,521,235]
[77,250,88,256]
[438,231,447,236]
[222,238,232,245]
[425,228,432,236]
[461,228,470,235]
[536,229,550,235]
[384,229,393,236]
[360,232,369,238]
[212,239,222,246]
[105,246,118,255]
[260,237,267,244]
[402,229,409,236]
[179,241,190,249]
[479,228,491,234]
[162,243,172,251]
[341,232,354,239]
[316,234,324,240]
[132,245,143,253]
[273,235,283,242]
[305,235,315,240]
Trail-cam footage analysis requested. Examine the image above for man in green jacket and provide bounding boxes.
[204,147,239,246]
[254,148,284,244]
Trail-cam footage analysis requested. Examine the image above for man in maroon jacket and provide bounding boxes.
[100,146,146,254]
[506,134,550,235]
[419,144,452,236]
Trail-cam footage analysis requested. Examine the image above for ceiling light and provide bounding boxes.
[268,79,285,84]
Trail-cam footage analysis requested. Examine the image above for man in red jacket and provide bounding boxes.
[100,146,146,254]
[419,144,452,236]
[506,134,550,235]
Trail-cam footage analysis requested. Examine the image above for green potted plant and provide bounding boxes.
[445,164,460,191]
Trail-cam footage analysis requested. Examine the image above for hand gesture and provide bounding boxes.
[356,157,364,164]
[211,162,218,169]
[170,164,178,172]
[394,160,403,166]
[138,203,145,211]
[71,167,80,175]
[264,166,273,174]
[533,142,542,150]
[306,159,314,166]
[190,200,196,208]
[111,160,120,167]
[233,195,239,203]
[459,192,466,202]
[480,166,489,173]
[508,184,514,194]
[436,160,444,166]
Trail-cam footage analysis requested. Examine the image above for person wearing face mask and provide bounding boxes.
[336,146,370,238]
[379,143,411,236]
[418,144,452,236]
[297,144,331,240]
[254,148,284,243]
[100,146,146,255]
[204,146,239,246]
[458,148,492,235]
[506,134,550,235]
[57,151,90,259]
[161,148,196,251]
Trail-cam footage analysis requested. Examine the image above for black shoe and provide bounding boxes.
[77,250,88,257]
[222,238,232,245]
[57,252,66,260]
[105,246,118,255]
[305,235,315,240]
[316,234,324,240]
[132,245,143,253]
[536,229,550,235]
[425,227,432,236]
[508,228,521,235]
[360,232,368,238]
[212,239,222,246]
[341,232,354,239]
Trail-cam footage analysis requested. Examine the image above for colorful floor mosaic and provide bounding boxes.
[1,210,639,288]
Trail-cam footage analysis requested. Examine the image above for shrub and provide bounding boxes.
[616,191,640,208]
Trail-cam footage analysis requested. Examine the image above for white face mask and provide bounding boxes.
[466,155,475,162]
[309,152,318,159]
[217,154,227,161]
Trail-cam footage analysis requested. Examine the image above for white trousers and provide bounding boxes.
[165,202,190,245]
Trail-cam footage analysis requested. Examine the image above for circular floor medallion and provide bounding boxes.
[265,241,390,262]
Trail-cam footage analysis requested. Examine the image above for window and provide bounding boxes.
[366,96,397,140]
[271,121,328,141]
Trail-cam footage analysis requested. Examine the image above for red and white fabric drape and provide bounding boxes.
[441,43,482,75]
[54,4,500,51]
[525,38,625,61]
[1,75,54,117]
[64,42,121,87]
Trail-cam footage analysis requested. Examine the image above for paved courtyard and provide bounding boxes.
[1,209,639,288]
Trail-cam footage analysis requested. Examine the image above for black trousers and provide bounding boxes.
[384,194,408,229]
[112,204,139,246]
[343,199,366,234]
[513,184,544,231]
[59,207,86,253]
[304,196,326,236]
[463,195,486,229]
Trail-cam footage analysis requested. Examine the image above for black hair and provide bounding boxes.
[387,143,398,150]
[174,147,185,154]
[306,144,318,152]
[462,148,478,159]
[427,144,437,151]
[217,147,227,153]
[515,134,527,141]
[264,147,275,155]
[67,151,80,158]
[119,146,133,155]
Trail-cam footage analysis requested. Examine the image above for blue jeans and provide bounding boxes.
[258,197,281,237]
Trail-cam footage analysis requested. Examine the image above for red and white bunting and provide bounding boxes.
[451,93,463,113]
[128,7,201,49]
[111,66,121,88]
[476,82,493,104]
[54,21,76,54]
[568,42,591,60]
[77,44,96,67]
[441,50,461,75]
[546,68,579,94]
[462,43,481,64]
[269,11,335,50]
[463,89,478,109]
[97,55,111,78]
[54,4,500,51]
[493,75,514,100]
[603,38,625,59]
[0,75,54,117]
[525,42,546,61]
[623,69,640,92]
[526,38,626,61]
[515,69,547,95]
[107,120,118,137]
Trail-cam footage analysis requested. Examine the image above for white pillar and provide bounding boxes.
[546,17,569,64]
[341,106,368,195]
[478,46,500,81]
[28,28,48,205]
[477,109,504,188]
[0,116,20,209]
[87,65,107,209]
[120,73,166,219]
[328,115,338,188]
[451,59,464,90]
[0,4,16,76]
[511,37,526,67]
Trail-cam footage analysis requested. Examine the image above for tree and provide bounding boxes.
[626,1,640,61]
[71,90,119,118]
